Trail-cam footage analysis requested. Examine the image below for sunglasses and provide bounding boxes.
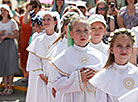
[98,7,106,11]
[32,5,38,9]
[3,1,10,4]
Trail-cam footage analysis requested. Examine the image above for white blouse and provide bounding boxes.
[0,19,18,35]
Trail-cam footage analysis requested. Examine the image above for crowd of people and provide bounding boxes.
[0,0,138,102]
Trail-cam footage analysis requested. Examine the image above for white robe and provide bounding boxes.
[49,44,106,102]
[26,32,58,102]
[118,87,138,102]
[47,38,67,60]
[89,41,109,64]
[46,38,67,102]
[31,30,45,42]
[89,62,138,102]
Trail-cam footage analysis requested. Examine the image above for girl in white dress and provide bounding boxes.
[26,11,60,102]
[46,12,79,102]
[48,16,106,102]
[89,28,138,102]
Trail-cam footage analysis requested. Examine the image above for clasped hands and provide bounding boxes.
[80,67,96,82]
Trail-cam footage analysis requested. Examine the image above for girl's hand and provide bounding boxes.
[80,68,96,82]
[39,74,48,85]
[52,88,56,98]
[0,35,6,41]
[44,77,48,85]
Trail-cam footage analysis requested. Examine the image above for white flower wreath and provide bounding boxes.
[108,28,136,43]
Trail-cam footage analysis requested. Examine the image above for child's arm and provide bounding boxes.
[49,68,82,94]
[27,53,49,85]
[49,67,96,94]
[27,52,43,75]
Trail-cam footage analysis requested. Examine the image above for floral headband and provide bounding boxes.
[108,28,136,44]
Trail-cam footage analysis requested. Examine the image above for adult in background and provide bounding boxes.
[117,0,138,65]
[0,4,19,95]
[89,0,99,16]
[22,0,42,46]
[76,1,88,17]
[51,0,66,18]
[18,2,32,81]
[118,0,138,29]
[95,0,115,44]
[22,0,41,24]
[1,0,20,25]
[131,26,138,65]
[106,0,119,29]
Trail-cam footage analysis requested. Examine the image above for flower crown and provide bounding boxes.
[108,28,136,43]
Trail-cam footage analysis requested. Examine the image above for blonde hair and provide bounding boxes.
[104,28,135,68]
[69,17,89,32]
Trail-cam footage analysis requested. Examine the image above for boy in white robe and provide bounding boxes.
[88,14,109,64]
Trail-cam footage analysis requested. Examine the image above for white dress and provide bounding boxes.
[48,44,106,102]
[26,32,58,102]
[0,19,19,76]
[89,62,138,102]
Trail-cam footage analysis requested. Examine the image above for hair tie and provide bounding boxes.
[67,25,74,47]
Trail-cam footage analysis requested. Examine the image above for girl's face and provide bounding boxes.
[56,0,64,7]
[0,8,9,17]
[110,35,133,65]
[90,22,106,43]
[127,0,135,5]
[70,20,90,47]
[97,4,106,16]
[32,5,40,14]
[43,14,57,30]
